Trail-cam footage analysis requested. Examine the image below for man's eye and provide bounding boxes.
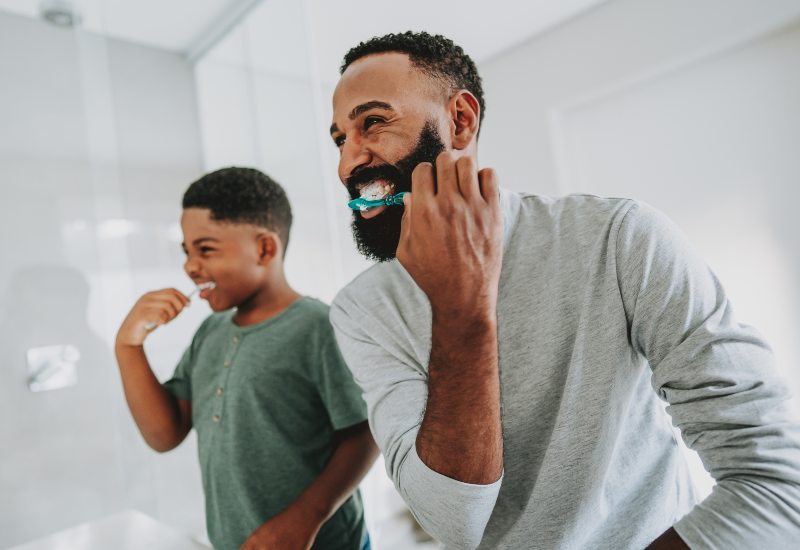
[364,116,382,130]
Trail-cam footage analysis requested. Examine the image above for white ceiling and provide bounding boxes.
[0,0,606,71]
[0,0,252,52]
[306,0,607,82]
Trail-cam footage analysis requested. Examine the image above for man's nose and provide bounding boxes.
[339,137,371,184]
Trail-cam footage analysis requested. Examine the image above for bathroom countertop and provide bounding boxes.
[7,509,210,550]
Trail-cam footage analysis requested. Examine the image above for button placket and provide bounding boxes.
[212,333,242,427]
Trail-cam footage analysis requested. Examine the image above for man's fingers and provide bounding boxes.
[397,193,413,260]
[455,156,480,201]
[435,151,459,198]
[411,162,435,200]
[478,167,499,205]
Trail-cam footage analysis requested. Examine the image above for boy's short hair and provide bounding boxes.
[182,167,293,255]
[340,31,485,130]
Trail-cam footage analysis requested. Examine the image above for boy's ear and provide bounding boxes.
[449,90,480,150]
[256,232,280,264]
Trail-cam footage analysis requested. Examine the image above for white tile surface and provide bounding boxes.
[7,510,210,550]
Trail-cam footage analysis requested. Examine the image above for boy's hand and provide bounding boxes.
[116,289,190,346]
[396,152,503,319]
[239,504,322,550]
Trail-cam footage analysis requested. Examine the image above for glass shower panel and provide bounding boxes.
[0,10,207,547]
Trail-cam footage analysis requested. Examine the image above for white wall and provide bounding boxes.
[479,0,800,497]
[0,11,208,547]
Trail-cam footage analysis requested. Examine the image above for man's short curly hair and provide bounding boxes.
[340,31,485,129]
[182,167,293,255]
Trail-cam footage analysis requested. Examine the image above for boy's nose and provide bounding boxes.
[184,256,201,277]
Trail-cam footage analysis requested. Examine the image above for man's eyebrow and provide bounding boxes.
[349,100,393,120]
[330,101,395,136]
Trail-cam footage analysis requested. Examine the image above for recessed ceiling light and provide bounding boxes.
[39,0,83,29]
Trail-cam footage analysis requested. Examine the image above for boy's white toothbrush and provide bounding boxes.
[144,282,216,331]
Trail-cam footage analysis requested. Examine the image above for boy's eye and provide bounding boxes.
[334,135,345,148]
[199,247,214,254]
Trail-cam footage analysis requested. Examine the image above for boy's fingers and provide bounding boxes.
[169,288,190,305]
[152,296,181,318]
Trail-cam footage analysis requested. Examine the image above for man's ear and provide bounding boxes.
[449,90,480,150]
[256,232,280,265]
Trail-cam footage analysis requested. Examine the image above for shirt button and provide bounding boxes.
[232,335,240,344]
[223,360,230,368]
[212,414,220,423]
[216,387,224,396]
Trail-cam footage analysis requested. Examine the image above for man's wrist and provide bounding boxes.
[431,305,497,335]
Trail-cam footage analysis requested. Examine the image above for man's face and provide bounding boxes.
[331,53,449,261]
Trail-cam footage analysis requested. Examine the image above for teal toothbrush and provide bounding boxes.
[348,192,408,211]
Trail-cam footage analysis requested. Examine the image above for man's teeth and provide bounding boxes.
[359,180,393,201]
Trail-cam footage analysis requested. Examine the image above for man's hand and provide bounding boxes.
[239,504,322,550]
[397,151,503,318]
[116,289,189,346]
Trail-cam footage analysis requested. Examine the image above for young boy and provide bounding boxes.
[115,167,377,550]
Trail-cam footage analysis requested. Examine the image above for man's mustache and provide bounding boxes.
[345,164,408,200]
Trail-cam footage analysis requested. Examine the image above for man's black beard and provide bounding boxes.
[347,122,446,262]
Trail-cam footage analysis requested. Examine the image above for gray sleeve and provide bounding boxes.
[615,202,800,548]
[330,296,501,549]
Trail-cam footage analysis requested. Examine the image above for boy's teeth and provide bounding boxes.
[198,282,216,290]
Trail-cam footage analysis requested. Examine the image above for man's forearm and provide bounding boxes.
[115,343,190,451]
[416,308,503,485]
[292,421,379,524]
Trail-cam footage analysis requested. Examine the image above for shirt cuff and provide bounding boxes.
[396,445,502,548]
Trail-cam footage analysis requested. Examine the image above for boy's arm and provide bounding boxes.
[115,288,193,452]
[240,421,378,550]
[115,343,192,452]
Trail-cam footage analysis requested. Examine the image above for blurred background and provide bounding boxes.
[1,0,799,547]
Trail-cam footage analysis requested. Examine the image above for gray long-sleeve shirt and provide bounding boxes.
[330,190,800,549]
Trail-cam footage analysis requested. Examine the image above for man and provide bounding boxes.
[327,31,800,549]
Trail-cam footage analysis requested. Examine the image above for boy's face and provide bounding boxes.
[180,207,270,312]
